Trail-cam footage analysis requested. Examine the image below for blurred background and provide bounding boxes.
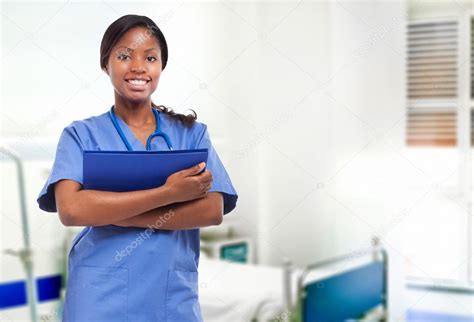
[1,0,474,321]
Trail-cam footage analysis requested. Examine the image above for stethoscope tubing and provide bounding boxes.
[109,106,174,151]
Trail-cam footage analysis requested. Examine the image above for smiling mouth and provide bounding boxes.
[126,79,150,85]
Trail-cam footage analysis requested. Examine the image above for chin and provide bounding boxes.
[128,97,151,105]
[122,92,151,104]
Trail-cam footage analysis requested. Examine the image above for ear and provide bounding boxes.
[103,65,109,75]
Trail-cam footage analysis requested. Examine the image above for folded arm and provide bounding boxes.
[113,192,223,230]
[54,163,221,228]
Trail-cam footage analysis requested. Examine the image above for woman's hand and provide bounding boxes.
[164,162,213,203]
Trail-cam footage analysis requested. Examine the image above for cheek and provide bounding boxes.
[150,69,162,88]
[109,72,123,89]
[147,78,159,94]
[108,67,128,87]
[107,67,119,81]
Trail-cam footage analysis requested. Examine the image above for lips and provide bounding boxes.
[125,78,150,90]
[126,79,150,84]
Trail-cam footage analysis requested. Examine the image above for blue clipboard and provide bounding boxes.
[83,149,208,192]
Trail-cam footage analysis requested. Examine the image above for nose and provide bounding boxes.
[130,60,146,73]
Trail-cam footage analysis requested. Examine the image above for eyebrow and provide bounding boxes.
[116,46,159,53]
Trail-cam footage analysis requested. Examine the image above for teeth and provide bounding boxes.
[128,79,147,85]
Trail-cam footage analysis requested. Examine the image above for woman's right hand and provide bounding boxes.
[164,162,213,203]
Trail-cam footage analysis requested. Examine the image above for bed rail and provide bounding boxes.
[0,146,39,322]
[289,238,388,322]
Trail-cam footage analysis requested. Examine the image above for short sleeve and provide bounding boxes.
[196,124,238,215]
[37,125,84,213]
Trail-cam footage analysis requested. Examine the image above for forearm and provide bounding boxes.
[115,193,224,230]
[57,182,175,227]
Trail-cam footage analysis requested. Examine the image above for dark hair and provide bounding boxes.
[100,14,197,127]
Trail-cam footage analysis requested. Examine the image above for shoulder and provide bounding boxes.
[189,120,208,138]
[60,111,110,146]
[160,113,211,149]
[161,113,209,141]
[66,111,110,132]
[63,111,110,137]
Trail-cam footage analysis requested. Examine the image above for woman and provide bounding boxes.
[37,14,237,322]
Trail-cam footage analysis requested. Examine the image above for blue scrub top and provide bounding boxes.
[37,109,238,322]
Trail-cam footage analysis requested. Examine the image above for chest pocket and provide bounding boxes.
[165,270,202,322]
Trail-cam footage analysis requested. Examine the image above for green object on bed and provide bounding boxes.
[289,297,303,322]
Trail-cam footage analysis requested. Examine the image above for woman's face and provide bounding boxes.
[106,26,162,104]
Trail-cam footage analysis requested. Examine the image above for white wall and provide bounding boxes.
[328,2,407,319]
[250,0,333,264]
[225,1,408,318]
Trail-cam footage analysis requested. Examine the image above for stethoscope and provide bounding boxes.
[109,106,174,151]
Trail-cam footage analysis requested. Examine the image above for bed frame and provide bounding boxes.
[282,239,388,322]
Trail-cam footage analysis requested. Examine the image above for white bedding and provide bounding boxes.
[198,257,300,322]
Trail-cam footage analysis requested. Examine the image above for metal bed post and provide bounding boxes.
[1,146,39,322]
[372,236,389,319]
[282,258,293,322]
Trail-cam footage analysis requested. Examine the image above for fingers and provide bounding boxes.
[196,170,213,186]
[181,162,206,177]
[197,170,213,195]
[198,170,212,181]
[199,181,212,196]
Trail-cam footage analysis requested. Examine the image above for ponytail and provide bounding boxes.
[151,102,197,128]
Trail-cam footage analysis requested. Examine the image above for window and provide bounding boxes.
[471,17,474,100]
[406,20,458,147]
[405,17,474,284]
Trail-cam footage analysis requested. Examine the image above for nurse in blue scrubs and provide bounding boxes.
[37,14,237,322]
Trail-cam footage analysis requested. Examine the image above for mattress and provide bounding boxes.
[198,257,300,322]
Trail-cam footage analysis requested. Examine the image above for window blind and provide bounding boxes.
[471,17,473,100]
[471,17,473,146]
[407,20,458,147]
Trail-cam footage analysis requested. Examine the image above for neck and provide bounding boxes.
[114,93,155,128]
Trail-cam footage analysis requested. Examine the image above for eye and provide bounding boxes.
[117,52,131,61]
[146,56,158,62]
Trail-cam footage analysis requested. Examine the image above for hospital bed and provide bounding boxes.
[198,240,387,322]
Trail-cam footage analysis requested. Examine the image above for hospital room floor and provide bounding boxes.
[406,287,474,321]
